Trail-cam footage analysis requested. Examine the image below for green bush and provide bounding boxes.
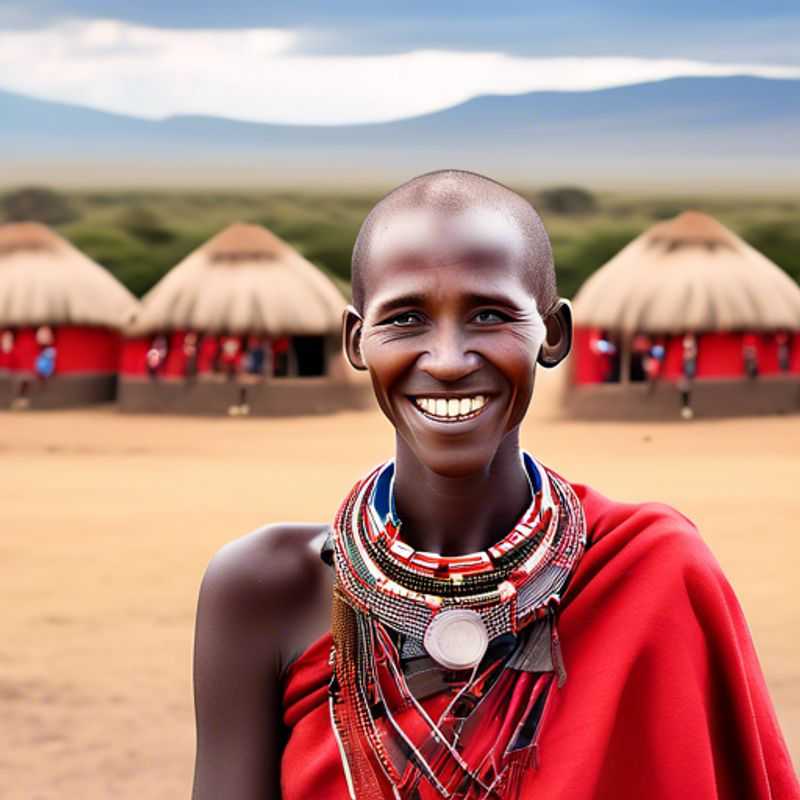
[538,186,597,216]
[117,206,176,245]
[3,186,78,225]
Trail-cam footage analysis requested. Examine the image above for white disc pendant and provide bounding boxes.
[423,609,489,670]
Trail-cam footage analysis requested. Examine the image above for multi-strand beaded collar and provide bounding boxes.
[328,452,586,799]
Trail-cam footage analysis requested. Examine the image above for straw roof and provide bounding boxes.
[571,211,800,335]
[0,222,139,329]
[128,223,346,336]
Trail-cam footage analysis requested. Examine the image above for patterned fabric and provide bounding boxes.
[328,453,587,799]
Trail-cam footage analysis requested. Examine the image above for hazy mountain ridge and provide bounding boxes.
[3,76,798,187]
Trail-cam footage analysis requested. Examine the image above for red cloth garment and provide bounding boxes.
[281,482,799,800]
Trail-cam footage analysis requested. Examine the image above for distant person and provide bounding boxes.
[644,338,666,388]
[192,170,797,800]
[197,334,218,375]
[272,336,290,377]
[35,325,54,348]
[220,335,242,380]
[630,332,651,382]
[244,335,266,377]
[776,331,791,372]
[0,329,15,372]
[35,345,56,382]
[146,335,168,380]
[742,333,759,379]
[183,332,199,380]
[680,332,698,419]
[589,330,618,382]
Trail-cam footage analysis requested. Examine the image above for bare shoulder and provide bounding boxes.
[197,522,333,669]
[192,523,332,798]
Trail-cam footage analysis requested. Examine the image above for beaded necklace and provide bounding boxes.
[328,452,586,799]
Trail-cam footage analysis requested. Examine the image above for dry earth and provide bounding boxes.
[1,389,798,797]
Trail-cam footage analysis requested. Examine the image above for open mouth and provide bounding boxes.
[410,395,490,423]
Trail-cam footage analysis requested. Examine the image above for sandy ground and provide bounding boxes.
[1,388,798,798]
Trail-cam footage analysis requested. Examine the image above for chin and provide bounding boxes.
[402,434,508,478]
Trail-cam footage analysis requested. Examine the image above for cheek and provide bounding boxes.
[484,327,541,381]
[360,333,418,405]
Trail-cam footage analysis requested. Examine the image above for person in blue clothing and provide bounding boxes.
[35,344,56,382]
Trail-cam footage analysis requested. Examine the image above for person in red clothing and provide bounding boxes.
[192,171,797,800]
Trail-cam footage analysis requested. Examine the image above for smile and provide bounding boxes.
[412,395,489,422]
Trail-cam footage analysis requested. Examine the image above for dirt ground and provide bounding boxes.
[1,394,798,798]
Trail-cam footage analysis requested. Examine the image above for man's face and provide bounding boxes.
[355,204,548,477]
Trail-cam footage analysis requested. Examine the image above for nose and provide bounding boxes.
[417,321,480,383]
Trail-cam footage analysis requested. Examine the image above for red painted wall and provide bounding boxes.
[0,326,119,375]
[120,337,150,376]
[122,332,214,377]
[574,326,800,384]
[573,327,615,384]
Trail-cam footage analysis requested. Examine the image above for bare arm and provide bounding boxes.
[191,524,332,799]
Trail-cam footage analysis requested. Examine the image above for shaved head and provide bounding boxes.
[351,170,557,314]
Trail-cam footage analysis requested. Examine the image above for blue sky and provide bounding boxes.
[3,1,798,62]
[0,3,798,124]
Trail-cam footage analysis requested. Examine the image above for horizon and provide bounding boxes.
[2,3,800,125]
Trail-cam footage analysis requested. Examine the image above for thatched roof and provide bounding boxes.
[571,211,800,335]
[0,222,139,329]
[128,223,346,336]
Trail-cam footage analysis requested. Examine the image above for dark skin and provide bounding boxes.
[191,188,571,799]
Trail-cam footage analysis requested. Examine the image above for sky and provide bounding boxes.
[1,2,799,125]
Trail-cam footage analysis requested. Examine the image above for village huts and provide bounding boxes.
[0,222,139,409]
[564,211,800,419]
[119,222,372,415]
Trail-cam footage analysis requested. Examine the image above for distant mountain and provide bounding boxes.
[2,76,798,189]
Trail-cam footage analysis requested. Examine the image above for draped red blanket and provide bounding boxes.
[281,483,799,799]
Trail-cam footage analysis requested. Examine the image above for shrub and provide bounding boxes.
[117,206,175,245]
[2,186,78,225]
[538,186,597,216]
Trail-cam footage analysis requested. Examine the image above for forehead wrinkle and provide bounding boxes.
[364,261,540,323]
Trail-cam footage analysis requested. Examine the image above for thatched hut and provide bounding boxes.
[564,211,800,419]
[0,222,138,409]
[119,222,372,415]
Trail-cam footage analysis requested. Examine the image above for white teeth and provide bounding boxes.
[414,395,489,420]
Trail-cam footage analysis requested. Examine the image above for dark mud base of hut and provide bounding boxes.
[118,377,375,416]
[0,374,117,409]
[565,376,800,421]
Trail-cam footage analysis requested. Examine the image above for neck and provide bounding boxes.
[392,432,531,557]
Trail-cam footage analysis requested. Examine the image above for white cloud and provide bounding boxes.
[1,19,799,125]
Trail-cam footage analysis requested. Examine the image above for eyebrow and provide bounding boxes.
[463,292,522,309]
[372,293,427,317]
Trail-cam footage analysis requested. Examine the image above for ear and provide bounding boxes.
[537,299,573,368]
[342,305,367,371]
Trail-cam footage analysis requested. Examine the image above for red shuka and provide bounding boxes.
[281,483,798,799]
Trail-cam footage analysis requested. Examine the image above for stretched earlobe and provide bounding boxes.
[537,299,573,368]
[343,305,368,371]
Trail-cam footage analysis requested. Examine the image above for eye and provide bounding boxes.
[388,311,424,327]
[472,309,509,324]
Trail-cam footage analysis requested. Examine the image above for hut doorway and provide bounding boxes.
[292,336,326,376]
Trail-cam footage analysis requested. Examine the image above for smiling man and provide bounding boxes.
[192,171,797,800]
